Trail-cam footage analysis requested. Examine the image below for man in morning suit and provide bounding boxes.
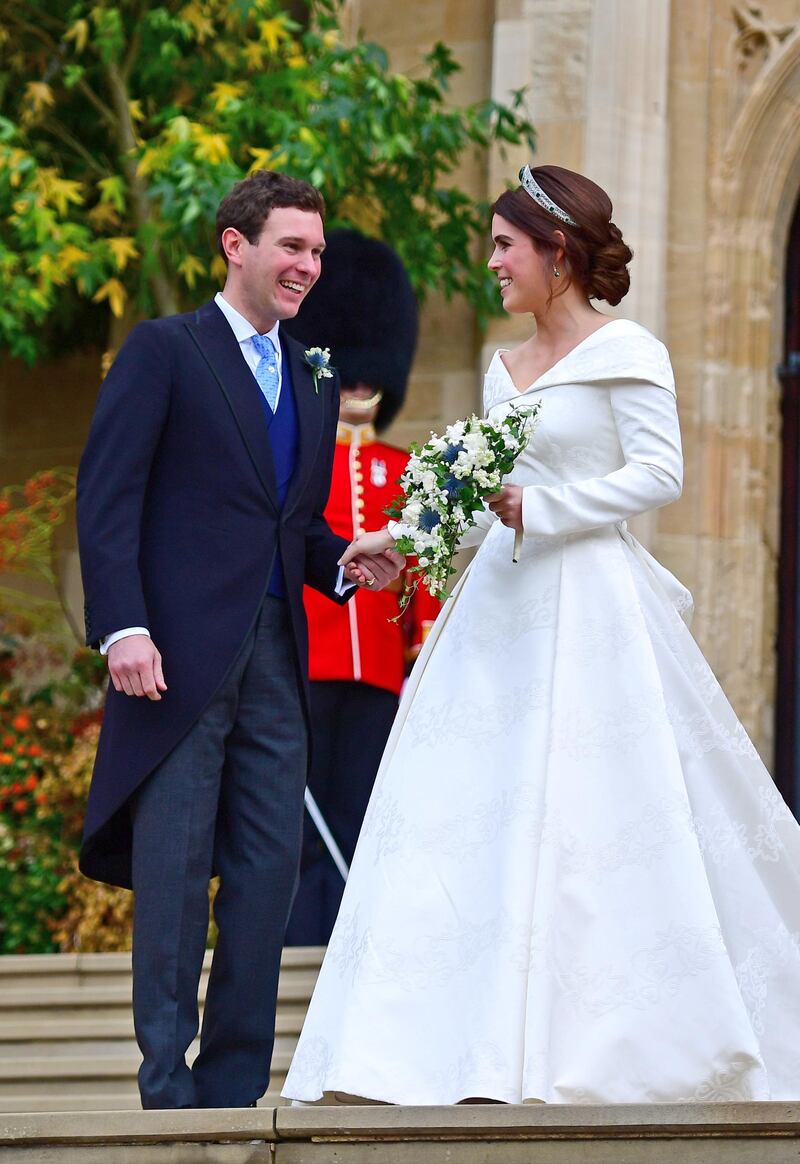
[76,171,403,1110]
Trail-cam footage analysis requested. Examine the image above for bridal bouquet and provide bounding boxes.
[387,405,540,608]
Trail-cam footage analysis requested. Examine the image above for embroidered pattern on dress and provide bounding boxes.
[555,924,728,1018]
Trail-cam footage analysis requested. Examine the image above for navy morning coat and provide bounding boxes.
[76,299,350,889]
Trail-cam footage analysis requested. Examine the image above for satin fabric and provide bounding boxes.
[282,319,800,1105]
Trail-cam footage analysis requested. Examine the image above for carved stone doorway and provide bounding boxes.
[775,191,800,815]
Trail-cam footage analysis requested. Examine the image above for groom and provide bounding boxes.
[76,170,402,1109]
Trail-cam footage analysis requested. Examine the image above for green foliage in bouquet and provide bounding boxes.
[0,0,535,362]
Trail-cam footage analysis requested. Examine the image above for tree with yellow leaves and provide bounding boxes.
[0,0,534,362]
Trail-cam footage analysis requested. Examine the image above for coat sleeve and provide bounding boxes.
[77,321,171,647]
[304,372,351,603]
[521,379,683,539]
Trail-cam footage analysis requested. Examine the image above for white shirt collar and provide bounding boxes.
[214,291,281,351]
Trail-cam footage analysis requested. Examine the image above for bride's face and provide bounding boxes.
[488,213,552,315]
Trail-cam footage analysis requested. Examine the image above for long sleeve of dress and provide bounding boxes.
[521,380,682,539]
[457,504,498,549]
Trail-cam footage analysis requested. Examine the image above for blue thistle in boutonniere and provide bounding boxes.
[304,347,334,394]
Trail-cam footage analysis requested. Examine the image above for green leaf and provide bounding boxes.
[0,0,536,358]
[63,64,86,90]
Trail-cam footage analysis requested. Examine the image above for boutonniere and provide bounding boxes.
[304,347,334,394]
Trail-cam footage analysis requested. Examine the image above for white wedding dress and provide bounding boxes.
[282,318,800,1105]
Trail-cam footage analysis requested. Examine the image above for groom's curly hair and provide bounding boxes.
[215,170,326,259]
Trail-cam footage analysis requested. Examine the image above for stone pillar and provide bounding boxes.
[487,0,671,334]
[484,0,594,368]
[354,0,496,448]
[584,0,671,339]
[585,0,672,547]
[486,1,671,543]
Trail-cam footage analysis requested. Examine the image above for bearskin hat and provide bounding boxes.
[283,229,418,431]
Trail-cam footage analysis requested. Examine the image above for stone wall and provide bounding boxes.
[348,0,496,453]
[662,0,800,759]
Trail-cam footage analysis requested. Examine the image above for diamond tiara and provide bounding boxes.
[518,165,578,226]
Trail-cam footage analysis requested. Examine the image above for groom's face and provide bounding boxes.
[238,206,325,323]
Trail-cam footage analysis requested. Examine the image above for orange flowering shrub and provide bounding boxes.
[0,468,138,952]
[0,699,57,825]
[0,628,111,953]
[40,724,133,953]
[0,470,76,630]
[0,466,218,951]
[0,689,69,952]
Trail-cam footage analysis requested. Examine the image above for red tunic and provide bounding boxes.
[305,423,440,696]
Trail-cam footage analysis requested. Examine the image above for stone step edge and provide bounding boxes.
[0,1012,305,1041]
[3,1103,800,1146]
[0,1052,292,1082]
[0,949,324,981]
[0,980,316,1008]
[0,1094,287,1114]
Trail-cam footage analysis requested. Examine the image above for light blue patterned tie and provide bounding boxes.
[251,333,280,412]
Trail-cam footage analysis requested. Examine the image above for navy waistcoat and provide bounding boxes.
[262,338,300,597]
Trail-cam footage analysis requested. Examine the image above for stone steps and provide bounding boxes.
[0,1008,305,1049]
[2,1103,800,1162]
[0,949,320,1114]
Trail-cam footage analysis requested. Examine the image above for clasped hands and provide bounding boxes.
[338,529,403,589]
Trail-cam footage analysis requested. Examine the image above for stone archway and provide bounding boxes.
[691,27,800,764]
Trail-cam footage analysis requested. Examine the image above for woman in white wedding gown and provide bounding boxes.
[282,164,800,1106]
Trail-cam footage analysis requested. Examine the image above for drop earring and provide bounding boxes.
[553,266,561,278]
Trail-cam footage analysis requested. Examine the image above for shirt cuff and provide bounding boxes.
[335,566,356,596]
[100,627,151,656]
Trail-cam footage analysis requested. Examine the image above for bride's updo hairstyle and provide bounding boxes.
[492,164,633,306]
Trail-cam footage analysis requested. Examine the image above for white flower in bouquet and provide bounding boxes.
[386,405,541,609]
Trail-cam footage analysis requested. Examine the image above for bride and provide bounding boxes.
[282,164,800,1105]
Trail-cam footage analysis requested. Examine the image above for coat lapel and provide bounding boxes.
[184,301,280,513]
[282,334,326,516]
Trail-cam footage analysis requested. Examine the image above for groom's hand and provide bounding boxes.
[107,635,168,700]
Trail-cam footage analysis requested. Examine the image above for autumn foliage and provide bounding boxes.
[0,644,117,953]
[0,0,534,362]
[0,472,130,952]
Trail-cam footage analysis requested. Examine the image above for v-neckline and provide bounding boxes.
[498,318,625,395]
